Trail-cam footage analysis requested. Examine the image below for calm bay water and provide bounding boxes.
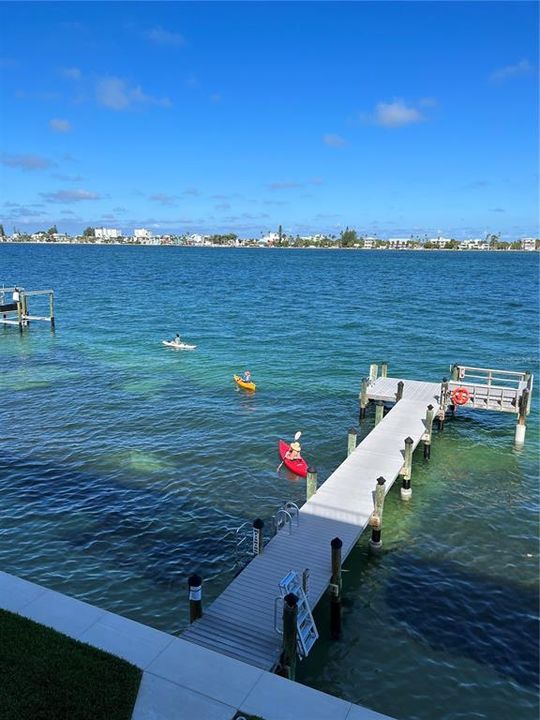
[0,245,538,720]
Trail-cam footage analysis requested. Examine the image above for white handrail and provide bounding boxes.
[448,380,519,394]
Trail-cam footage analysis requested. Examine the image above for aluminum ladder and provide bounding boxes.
[278,570,318,658]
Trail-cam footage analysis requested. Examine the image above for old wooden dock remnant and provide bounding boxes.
[0,286,55,331]
[182,362,533,673]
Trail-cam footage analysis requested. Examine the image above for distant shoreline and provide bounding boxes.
[0,241,537,253]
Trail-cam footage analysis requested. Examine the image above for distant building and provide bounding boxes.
[134,228,152,240]
[459,238,489,250]
[362,236,377,249]
[521,237,537,251]
[260,232,280,245]
[427,236,453,247]
[95,227,120,240]
[387,237,411,248]
[187,233,206,245]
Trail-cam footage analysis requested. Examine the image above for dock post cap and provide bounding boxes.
[307,466,317,474]
[405,436,414,445]
[284,592,298,607]
[442,377,448,382]
[376,476,386,485]
[188,574,202,587]
[427,404,434,410]
[253,518,264,529]
[348,427,358,435]
[331,537,343,549]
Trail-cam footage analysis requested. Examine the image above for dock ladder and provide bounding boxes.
[276,570,318,658]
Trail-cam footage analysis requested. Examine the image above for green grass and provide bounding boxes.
[0,609,142,720]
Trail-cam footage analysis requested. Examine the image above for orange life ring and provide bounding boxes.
[451,386,470,406]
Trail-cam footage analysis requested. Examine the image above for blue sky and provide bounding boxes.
[0,1,538,239]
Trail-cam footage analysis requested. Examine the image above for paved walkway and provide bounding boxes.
[1,571,394,720]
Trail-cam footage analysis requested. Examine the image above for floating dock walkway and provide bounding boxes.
[182,364,533,673]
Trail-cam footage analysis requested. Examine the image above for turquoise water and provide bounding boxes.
[0,245,538,719]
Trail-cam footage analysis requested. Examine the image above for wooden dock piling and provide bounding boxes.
[347,428,357,456]
[515,388,529,445]
[49,292,55,329]
[524,373,533,414]
[438,378,449,430]
[369,477,386,552]
[188,574,203,623]
[400,437,414,499]
[359,378,369,419]
[381,361,388,378]
[423,404,434,459]
[280,594,298,680]
[375,400,384,426]
[306,467,317,501]
[17,299,23,333]
[395,380,404,403]
[369,363,378,382]
[330,538,343,640]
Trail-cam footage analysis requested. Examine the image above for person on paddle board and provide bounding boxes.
[172,333,182,345]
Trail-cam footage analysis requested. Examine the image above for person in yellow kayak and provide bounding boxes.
[243,370,252,384]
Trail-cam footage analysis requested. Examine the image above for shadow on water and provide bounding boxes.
[0,452,241,588]
[385,553,539,688]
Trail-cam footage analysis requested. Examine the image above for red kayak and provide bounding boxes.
[278,439,308,478]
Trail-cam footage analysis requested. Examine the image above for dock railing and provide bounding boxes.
[448,365,533,414]
[0,286,55,330]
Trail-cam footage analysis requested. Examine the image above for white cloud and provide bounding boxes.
[41,189,101,203]
[61,67,81,80]
[96,76,171,110]
[372,100,424,127]
[323,133,347,147]
[146,26,185,46]
[49,118,72,133]
[419,97,437,107]
[268,181,303,190]
[149,193,179,206]
[1,153,55,171]
[490,59,533,82]
[52,173,84,182]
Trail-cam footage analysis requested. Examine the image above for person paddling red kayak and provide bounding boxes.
[277,431,308,478]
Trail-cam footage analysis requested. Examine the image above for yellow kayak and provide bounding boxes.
[233,374,256,392]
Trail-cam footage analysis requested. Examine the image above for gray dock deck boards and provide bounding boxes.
[182,377,441,670]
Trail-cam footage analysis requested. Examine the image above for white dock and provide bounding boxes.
[182,377,441,669]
